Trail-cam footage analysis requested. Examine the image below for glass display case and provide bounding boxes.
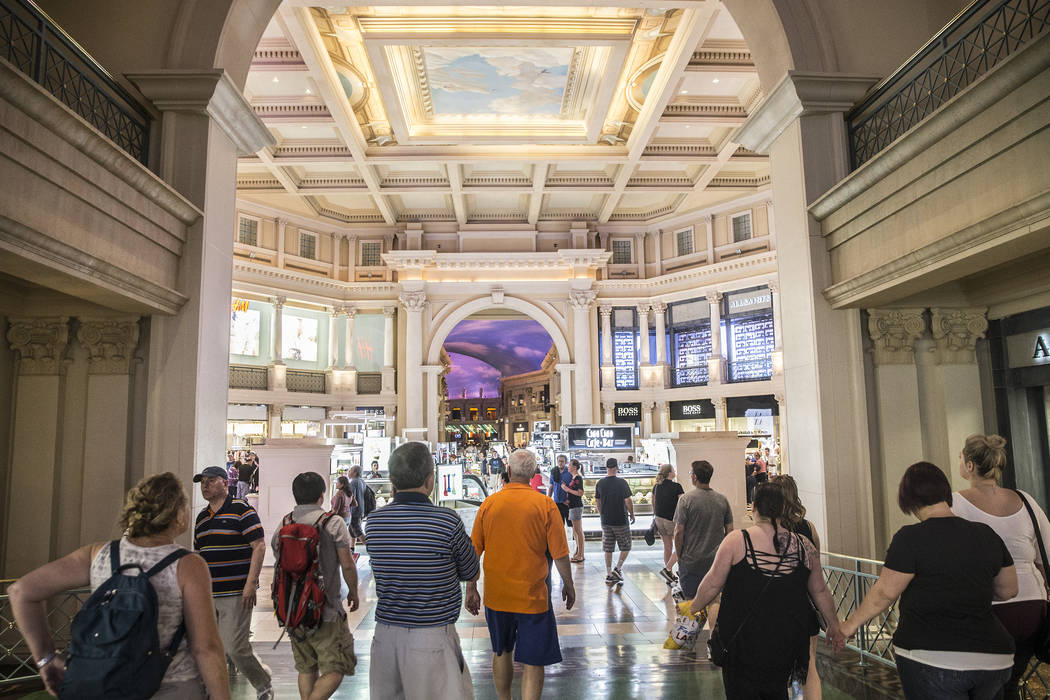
[364,477,396,509]
[571,459,660,516]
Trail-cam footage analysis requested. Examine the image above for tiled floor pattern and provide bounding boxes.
[223,542,866,699]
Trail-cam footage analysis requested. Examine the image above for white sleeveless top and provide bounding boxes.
[89,538,200,684]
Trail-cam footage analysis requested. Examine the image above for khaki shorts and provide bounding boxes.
[654,516,675,538]
[291,619,357,676]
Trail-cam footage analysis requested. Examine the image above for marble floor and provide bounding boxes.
[219,541,862,699]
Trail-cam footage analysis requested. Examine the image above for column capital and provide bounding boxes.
[7,317,69,375]
[382,305,396,318]
[704,288,723,303]
[601,401,615,413]
[774,392,786,405]
[568,289,596,310]
[930,307,988,364]
[328,305,342,316]
[270,295,286,309]
[766,278,780,294]
[643,400,657,411]
[651,301,667,314]
[343,305,357,318]
[867,308,926,365]
[77,317,141,374]
[598,304,613,318]
[399,290,427,312]
[712,396,727,410]
[636,303,651,316]
[554,363,576,372]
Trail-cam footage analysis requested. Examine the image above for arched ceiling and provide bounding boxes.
[236,1,771,227]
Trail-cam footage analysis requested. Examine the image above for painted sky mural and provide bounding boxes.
[443,319,554,398]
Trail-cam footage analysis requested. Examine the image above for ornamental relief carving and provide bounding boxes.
[399,290,427,312]
[867,308,926,365]
[930,307,988,364]
[77,317,141,374]
[568,289,596,310]
[7,317,70,375]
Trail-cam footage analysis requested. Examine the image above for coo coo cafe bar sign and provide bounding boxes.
[565,425,633,450]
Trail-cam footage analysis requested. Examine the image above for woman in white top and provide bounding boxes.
[951,434,1050,700]
[8,472,230,699]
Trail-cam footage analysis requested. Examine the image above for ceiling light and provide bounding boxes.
[301,125,308,129]
[272,76,279,83]
[684,125,691,129]
[305,88,312,94]
[712,78,720,84]
[680,89,688,94]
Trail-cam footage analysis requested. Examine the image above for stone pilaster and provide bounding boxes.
[7,317,69,375]
[867,308,926,365]
[77,317,141,374]
[400,290,428,431]
[930,307,988,365]
[568,289,596,424]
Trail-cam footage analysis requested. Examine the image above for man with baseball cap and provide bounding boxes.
[193,465,274,700]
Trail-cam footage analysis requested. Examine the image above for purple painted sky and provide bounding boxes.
[444,319,553,398]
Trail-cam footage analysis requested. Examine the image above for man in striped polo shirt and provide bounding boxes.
[193,465,274,700]
[365,442,480,699]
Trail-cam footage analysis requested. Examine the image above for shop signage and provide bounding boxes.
[727,291,772,315]
[613,402,642,423]
[356,406,385,415]
[437,464,463,502]
[533,420,551,432]
[1006,329,1050,369]
[669,399,715,421]
[513,421,530,432]
[565,425,633,451]
[535,431,563,449]
[231,298,250,312]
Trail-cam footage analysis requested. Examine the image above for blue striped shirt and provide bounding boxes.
[364,491,479,627]
[194,494,264,597]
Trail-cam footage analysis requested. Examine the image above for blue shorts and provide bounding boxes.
[484,607,562,667]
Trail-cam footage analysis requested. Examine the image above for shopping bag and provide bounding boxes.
[663,600,708,650]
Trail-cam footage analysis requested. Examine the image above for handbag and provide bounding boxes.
[1015,489,1050,663]
[707,567,775,667]
[644,519,657,546]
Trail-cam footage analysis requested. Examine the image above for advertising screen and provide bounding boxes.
[438,464,464,502]
[230,308,260,356]
[352,313,385,372]
[282,314,319,362]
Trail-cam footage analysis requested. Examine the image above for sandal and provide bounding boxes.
[570,556,585,563]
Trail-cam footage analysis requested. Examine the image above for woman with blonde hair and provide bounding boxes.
[652,464,684,585]
[9,472,230,699]
[771,474,824,700]
[951,434,1050,700]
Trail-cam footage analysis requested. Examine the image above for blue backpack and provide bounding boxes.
[60,541,189,699]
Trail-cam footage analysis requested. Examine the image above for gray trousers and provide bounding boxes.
[370,622,473,700]
[214,595,271,691]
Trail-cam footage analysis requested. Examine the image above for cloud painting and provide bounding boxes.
[423,47,572,116]
[443,319,554,397]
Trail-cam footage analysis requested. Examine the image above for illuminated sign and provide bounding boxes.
[614,403,641,423]
[565,425,633,451]
[1006,329,1050,369]
[231,298,250,312]
[669,399,715,421]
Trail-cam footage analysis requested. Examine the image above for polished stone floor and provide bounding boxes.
[219,541,860,699]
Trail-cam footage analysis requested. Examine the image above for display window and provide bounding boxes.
[724,287,774,382]
[281,420,321,437]
[669,298,713,387]
[670,418,717,432]
[228,420,266,437]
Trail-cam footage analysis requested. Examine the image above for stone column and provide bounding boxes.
[268,403,283,440]
[774,393,788,474]
[653,302,667,365]
[400,290,427,431]
[650,231,663,277]
[602,401,614,426]
[706,290,724,384]
[569,290,596,424]
[342,306,356,370]
[555,363,575,427]
[4,318,68,574]
[76,318,141,545]
[868,308,926,543]
[635,232,646,279]
[637,304,651,365]
[599,305,613,366]
[704,215,714,262]
[713,396,727,431]
[346,235,358,279]
[931,308,989,490]
[381,305,396,393]
[276,217,286,268]
[331,234,342,281]
[328,306,340,369]
[655,400,669,434]
[423,365,443,445]
[128,71,273,504]
[271,296,285,365]
[641,400,655,438]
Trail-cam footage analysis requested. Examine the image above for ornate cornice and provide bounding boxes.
[7,317,69,375]
[931,307,988,364]
[77,317,141,374]
[867,308,926,365]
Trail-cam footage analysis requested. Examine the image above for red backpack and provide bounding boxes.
[271,511,334,643]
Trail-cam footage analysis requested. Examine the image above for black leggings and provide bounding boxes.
[721,665,788,700]
[994,600,1046,700]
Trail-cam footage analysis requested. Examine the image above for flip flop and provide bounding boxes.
[570,557,585,563]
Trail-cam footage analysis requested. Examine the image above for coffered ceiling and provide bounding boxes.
[237,2,770,227]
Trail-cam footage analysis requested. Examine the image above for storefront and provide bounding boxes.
[669,398,717,432]
[281,406,325,438]
[727,395,780,463]
[227,403,268,449]
[724,287,775,383]
[988,308,1050,509]
[511,421,530,447]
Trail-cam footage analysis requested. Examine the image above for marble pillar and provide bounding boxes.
[556,363,575,427]
[401,290,427,431]
[424,365,443,445]
[637,304,651,366]
[713,396,727,431]
[342,306,356,370]
[271,296,285,364]
[382,305,396,394]
[706,290,724,385]
[569,290,596,424]
[328,307,340,368]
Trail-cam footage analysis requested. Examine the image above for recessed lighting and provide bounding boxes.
[712,78,720,84]
[305,88,312,94]
[272,76,279,83]
[301,125,308,129]
[680,89,688,94]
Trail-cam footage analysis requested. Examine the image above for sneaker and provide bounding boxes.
[257,688,275,700]
[605,572,618,584]
[660,567,675,585]
[612,567,624,582]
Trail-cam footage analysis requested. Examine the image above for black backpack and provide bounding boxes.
[61,541,189,699]
[362,483,377,516]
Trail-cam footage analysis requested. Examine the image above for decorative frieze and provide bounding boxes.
[7,317,69,375]
[867,308,926,365]
[931,307,988,364]
[77,317,141,374]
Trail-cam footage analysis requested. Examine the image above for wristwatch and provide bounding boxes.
[36,650,57,669]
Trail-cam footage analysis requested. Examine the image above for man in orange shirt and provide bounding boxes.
[470,449,576,700]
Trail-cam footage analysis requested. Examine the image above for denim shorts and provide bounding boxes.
[485,607,562,667]
[567,506,583,522]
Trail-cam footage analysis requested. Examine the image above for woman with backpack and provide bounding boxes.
[8,472,230,699]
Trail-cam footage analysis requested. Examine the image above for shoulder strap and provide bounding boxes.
[145,548,190,578]
[1016,489,1050,574]
[314,511,336,529]
[109,539,122,575]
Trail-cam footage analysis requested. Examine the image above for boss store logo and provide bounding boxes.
[669,399,715,421]
[613,403,642,423]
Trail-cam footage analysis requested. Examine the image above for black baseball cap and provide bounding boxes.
[193,466,228,482]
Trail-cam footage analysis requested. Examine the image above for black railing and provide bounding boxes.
[356,372,382,394]
[287,369,326,393]
[847,0,1050,169]
[726,358,772,383]
[0,0,152,164]
[229,365,268,390]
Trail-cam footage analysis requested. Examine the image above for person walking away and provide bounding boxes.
[772,474,824,700]
[193,466,275,700]
[564,459,586,562]
[237,455,256,500]
[689,483,843,699]
[674,460,733,625]
[332,475,355,524]
[272,472,359,700]
[652,464,684,585]
[471,449,576,700]
[10,472,230,699]
[594,457,635,585]
[346,466,367,549]
[951,434,1050,700]
[366,443,480,699]
[841,461,1018,700]
[548,454,570,525]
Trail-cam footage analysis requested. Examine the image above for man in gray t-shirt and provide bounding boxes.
[673,460,733,605]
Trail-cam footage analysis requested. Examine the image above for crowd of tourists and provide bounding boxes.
[8,433,1049,700]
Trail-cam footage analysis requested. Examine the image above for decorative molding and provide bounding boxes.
[382,305,396,318]
[867,308,926,365]
[77,317,141,374]
[599,305,613,318]
[7,317,69,375]
[930,307,988,364]
[399,290,428,312]
[343,305,357,319]
[491,287,505,305]
[568,289,597,310]
[128,70,275,156]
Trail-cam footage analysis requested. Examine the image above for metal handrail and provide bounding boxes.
[0,0,153,164]
[846,0,1050,169]
[0,586,92,687]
